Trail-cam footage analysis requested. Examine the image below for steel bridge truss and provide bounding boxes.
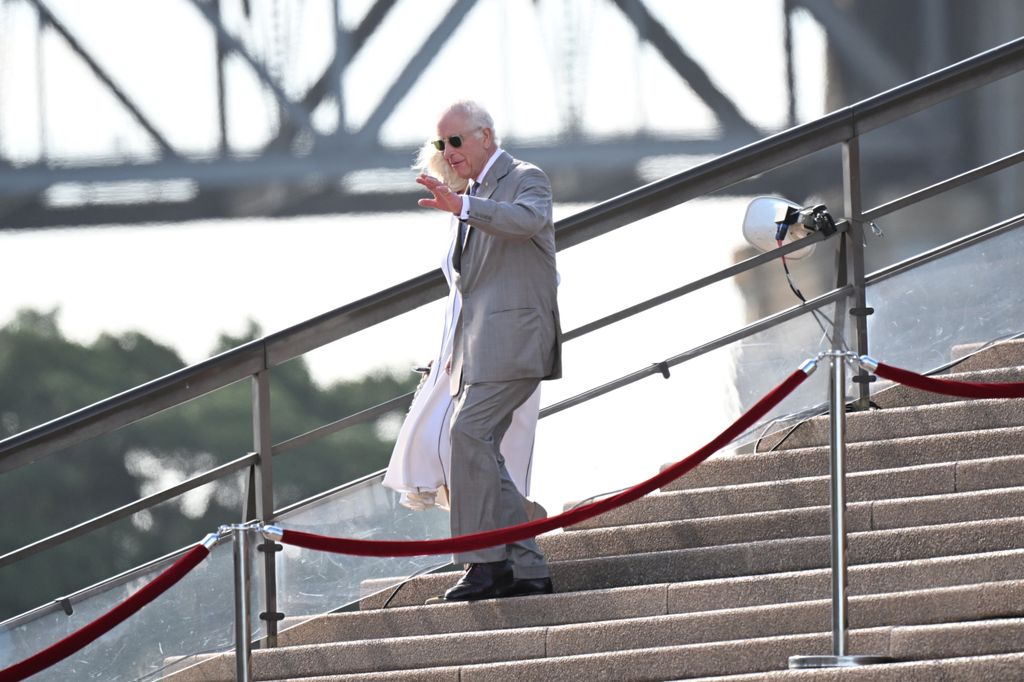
[0,0,931,229]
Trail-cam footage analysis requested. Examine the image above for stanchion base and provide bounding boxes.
[789,655,895,669]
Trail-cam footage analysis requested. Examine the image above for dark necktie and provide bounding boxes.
[452,181,480,274]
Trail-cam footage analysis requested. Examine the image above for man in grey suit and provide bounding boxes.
[417,100,561,601]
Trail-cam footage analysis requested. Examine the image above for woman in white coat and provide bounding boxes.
[383,142,543,516]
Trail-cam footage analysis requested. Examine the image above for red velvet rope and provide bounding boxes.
[875,362,1024,399]
[0,544,209,682]
[281,368,810,557]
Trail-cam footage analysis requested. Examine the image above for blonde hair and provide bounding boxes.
[413,140,468,193]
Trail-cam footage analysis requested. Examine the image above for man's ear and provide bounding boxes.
[482,127,494,148]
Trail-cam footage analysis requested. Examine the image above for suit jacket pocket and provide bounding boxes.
[477,306,551,381]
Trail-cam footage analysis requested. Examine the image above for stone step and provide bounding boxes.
[277,548,1024,652]
[171,582,1024,681]
[364,459,947,605]
[950,337,1024,372]
[752,397,1024,452]
[541,580,1024,660]
[276,583,667,647]
[552,486,1024,559]
[577,455,1022,531]
[173,550,1024,681]
[692,652,1024,681]
[360,516,1024,609]
[255,618,1024,681]
[870,364,1024,410]
[670,548,1024,615]
[664,427,1024,491]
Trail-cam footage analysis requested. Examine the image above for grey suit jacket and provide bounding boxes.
[450,151,562,395]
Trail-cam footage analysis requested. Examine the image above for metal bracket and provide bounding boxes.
[57,597,73,616]
[654,361,671,379]
[257,541,283,554]
[259,611,285,623]
[849,307,875,317]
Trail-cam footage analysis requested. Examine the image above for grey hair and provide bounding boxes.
[445,100,499,145]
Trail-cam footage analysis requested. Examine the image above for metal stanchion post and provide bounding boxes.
[232,525,253,682]
[790,354,892,668]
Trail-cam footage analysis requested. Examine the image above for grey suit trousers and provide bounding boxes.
[449,378,549,578]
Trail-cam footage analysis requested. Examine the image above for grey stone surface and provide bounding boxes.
[667,549,1024,614]
[358,517,1024,610]
[957,455,1024,491]
[248,627,546,679]
[545,580,1024,658]
[454,630,891,682]
[755,398,1024,452]
[951,338,1024,372]
[544,505,870,561]
[241,581,1024,680]
[571,458,1024,532]
[664,426,1024,491]
[870,483,1024,529]
[598,461,957,528]
[554,482,1024,558]
[274,669,461,681]
[687,652,1024,681]
[277,584,667,646]
[889,617,1024,660]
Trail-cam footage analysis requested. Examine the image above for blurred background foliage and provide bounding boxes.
[0,308,417,621]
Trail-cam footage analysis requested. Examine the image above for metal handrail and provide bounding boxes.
[865,212,1024,286]
[3,35,1023,477]
[0,453,258,569]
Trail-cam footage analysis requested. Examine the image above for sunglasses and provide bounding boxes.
[431,127,482,152]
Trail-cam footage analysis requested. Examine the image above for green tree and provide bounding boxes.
[0,309,416,621]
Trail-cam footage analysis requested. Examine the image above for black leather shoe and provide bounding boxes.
[495,576,554,599]
[441,560,514,601]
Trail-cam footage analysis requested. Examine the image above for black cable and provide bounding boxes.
[381,561,447,609]
[779,252,847,352]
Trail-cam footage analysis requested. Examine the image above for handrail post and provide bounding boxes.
[843,136,875,410]
[789,353,892,669]
[250,368,281,648]
[828,353,851,655]
[232,526,253,682]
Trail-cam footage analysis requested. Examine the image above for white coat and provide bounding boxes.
[382,222,541,509]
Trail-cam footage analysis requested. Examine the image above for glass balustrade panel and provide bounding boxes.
[273,472,450,627]
[0,539,242,681]
[865,217,1024,380]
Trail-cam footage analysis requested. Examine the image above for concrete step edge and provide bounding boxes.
[256,652,1024,682]
[359,516,1024,609]
[664,426,1024,491]
[572,467,1024,532]
[170,584,1024,680]
[755,397,1024,451]
[548,486,1024,559]
[541,579,1024,659]
[688,652,1024,682]
[279,548,1024,649]
[269,619,1024,682]
[287,560,1024,648]
[434,618,1024,682]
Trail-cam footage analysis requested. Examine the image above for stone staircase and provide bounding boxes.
[168,339,1024,681]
